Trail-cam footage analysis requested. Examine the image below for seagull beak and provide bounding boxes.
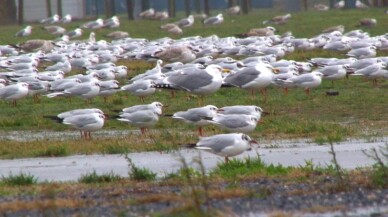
[250,140,258,145]
[222,68,231,73]
[216,108,224,112]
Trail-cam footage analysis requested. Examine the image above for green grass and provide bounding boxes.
[0,9,387,159]
[211,156,290,179]
[125,155,157,181]
[78,170,122,184]
[1,172,38,186]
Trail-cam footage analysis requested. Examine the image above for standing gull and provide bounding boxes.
[0,82,29,106]
[117,110,160,135]
[41,14,60,24]
[207,114,259,133]
[176,15,194,28]
[61,113,105,139]
[185,133,257,163]
[263,13,291,25]
[203,14,224,25]
[281,72,323,95]
[120,80,156,102]
[15,26,32,37]
[42,26,66,36]
[171,105,220,136]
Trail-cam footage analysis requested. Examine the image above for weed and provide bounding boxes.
[78,170,122,184]
[35,144,69,157]
[211,156,289,179]
[363,144,388,187]
[328,141,348,189]
[124,154,157,181]
[1,172,38,186]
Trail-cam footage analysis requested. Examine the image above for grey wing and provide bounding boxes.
[168,71,212,91]
[125,81,150,92]
[198,135,235,153]
[356,65,378,75]
[176,109,205,122]
[66,85,91,95]
[64,115,97,128]
[120,111,153,123]
[178,19,189,26]
[291,74,315,83]
[224,69,260,87]
[204,17,218,24]
[216,116,249,128]
[0,86,18,98]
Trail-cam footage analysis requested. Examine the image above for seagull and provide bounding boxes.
[103,16,120,28]
[151,46,196,63]
[160,23,183,35]
[45,59,71,73]
[153,64,224,104]
[15,26,32,37]
[176,15,194,28]
[322,25,345,34]
[240,26,276,37]
[222,63,277,100]
[153,11,169,20]
[203,14,224,25]
[314,4,329,11]
[317,65,348,87]
[40,14,60,24]
[60,14,72,23]
[61,113,105,139]
[98,80,120,102]
[172,105,220,136]
[351,62,387,86]
[42,25,66,36]
[207,114,259,133]
[11,40,54,53]
[139,8,155,19]
[346,46,376,59]
[106,31,129,40]
[82,18,104,29]
[263,13,291,25]
[0,82,29,106]
[185,133,257,163]
[117,110,160,135]
[226,5,241,15]
[46,82,101,102]
[282,71,323,95]
[118,102,165,115]
[65,28,82,38]
[218,105,264,120]
[357,18,377,27]
[120,79,156,102]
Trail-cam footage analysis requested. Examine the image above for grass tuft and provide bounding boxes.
[78,170,122,184]
[1,172,38,186]
[125,155,157,181]
[35,144,69,157]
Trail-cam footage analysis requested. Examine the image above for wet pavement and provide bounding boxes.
[0,137,386,182]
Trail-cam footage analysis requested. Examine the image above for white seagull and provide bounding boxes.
[203,14,224,25]
[0,82,29,106]
[186,133,257,162]
[15,26,32,37]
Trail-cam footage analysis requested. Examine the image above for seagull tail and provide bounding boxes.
[182,143,197,149]
[221,83,235,88]
[162,114,174,117]
[43,115,63,123]
[262,20,270,25]
[46,92,64,98]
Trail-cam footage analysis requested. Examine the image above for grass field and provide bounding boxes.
[0,8,387,159]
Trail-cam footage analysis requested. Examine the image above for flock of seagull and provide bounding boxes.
[1,9,387,162]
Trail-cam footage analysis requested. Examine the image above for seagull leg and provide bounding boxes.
[305,88,310,96]
[225,156,229,163]
[331,81,334,88]
[283,87,288,95]
[198,96,204,107]
[170,91,176,98]
[250,89,256,100]
[139,96,145,103]
[140,127,145,135]
[198,127,203,136]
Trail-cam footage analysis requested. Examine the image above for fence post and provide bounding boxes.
[126,0,134,20]
[185,0,190,16]
[46,0,52,17]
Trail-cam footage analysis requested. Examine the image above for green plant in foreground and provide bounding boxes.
[211,156,289,179]
[125,154,157,181]
[35,144,69,157]
[1,172,38,186]
[78,170,122,184]
[363,144,388,187]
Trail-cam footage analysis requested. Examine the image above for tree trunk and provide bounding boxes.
[168,0,176,18]
[18,0,23,25]
[105,0,111,18]
[204,0,210,15]
[111,0,116,15]
[46,0,52,17]
[126,0,134,20]
[94,0,99,17]
[302,0,308,11]
[194,0,201,13]
[57,0,62,17]
[141,0,150,11]
[0,0,17,25]
[228,0,237,7]
[344,0,356,8]
[185,0,190,16]
[241,0,249,14]
[329,0,335,8]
